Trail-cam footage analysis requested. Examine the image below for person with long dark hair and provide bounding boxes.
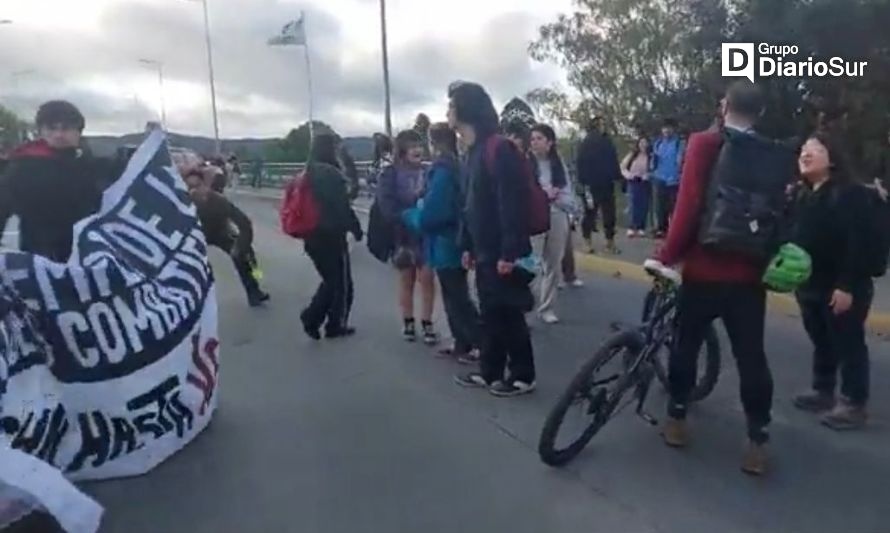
[529,124,574,324]
[377,130,440,344]
[792,134,873,430]
[621,136,654,237]
[299,134,363,340]
[448,81,536,397]
[403,123,482,362]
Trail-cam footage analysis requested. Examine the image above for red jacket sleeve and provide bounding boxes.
[657,131,721,266]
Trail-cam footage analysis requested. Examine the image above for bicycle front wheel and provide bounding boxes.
[538,331,645,467]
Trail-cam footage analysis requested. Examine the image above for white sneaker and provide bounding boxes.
[540,311,560,324]
[557,281,567,290]
[571,279,585,288]
[626,229,636,238]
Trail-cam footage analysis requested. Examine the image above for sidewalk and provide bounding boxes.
[231,187,890,335]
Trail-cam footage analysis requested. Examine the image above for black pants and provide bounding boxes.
[303,234,354,333]
[475,264,536,384]
[217,238,261,299]
[796,283,873,406]
[562,228,577,282]
[655,182,679,233]
[581,185,616,241]
[437,268,482,354]
[670,282,773,443]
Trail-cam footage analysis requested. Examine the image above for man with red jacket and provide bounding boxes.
[0,101,119,262]
[654,82,774,476]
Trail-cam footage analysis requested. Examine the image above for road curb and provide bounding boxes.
[573,252,890,337]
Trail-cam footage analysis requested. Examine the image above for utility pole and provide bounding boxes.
[379,0,392,136]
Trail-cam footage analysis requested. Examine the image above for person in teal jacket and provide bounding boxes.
[403,123,481,361]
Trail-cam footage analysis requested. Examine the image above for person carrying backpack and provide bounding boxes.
[447,81,537,398]
[791,134,879,430]
[652,118,686,237]
[298,134,363,340]
[651,81,797,476]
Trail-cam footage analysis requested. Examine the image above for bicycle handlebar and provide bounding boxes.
[642,259,682,285]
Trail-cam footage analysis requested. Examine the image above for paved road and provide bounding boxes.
[82,195,890,533]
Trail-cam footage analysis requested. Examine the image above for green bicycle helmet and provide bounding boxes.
[763,243,812,293]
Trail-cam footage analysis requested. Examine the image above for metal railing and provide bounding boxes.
[238,161,378,189]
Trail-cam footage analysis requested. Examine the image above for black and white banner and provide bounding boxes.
[0,131,220,530]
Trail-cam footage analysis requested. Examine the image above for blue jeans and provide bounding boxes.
[627,179,651,231]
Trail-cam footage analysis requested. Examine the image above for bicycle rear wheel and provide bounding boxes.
[538,331,645,467]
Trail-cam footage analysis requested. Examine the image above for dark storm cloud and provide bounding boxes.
[0,1,553,136]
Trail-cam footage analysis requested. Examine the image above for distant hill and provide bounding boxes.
[85,132,375,162]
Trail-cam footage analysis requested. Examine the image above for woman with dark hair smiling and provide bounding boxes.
[792,133,873,430]
[528,123,574,324]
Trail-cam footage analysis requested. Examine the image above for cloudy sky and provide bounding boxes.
[0,0,572,138]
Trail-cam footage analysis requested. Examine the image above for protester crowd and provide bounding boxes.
[2,79,888,478]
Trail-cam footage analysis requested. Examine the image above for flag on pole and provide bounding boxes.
[267,16,306,46]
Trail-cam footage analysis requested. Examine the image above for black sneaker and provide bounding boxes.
[300,311,321,341]
[403,319,417,342]
[454,372,490,388]
[421,321,439,346]
[326,327,356,339]
[248,290,271,307]
[490,380,536,398]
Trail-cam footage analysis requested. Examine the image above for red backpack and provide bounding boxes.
[280,171,320,239]
[484,135,550,236]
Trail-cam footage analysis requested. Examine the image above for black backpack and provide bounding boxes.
[830,184,890,278]
[698,128,797,259]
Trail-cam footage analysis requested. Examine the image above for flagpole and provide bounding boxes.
[302,11,315,149]
[379,0,392,136]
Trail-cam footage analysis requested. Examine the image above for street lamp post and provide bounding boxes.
[139,59,167,129]
[183,0,221,155]
[379,0,392,136]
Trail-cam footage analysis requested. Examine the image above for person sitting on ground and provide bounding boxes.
[0,100,120,263]
[182,166,270,308]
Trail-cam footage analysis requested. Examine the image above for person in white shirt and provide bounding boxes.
[529,124,575,324]
[621,136,654,237]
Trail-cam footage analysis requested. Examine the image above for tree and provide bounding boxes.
[0,105,27,152]
[265,121,337,162]
[413,113,431,158]
[531,0,890,176]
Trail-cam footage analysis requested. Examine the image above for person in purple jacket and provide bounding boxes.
[377,130,440,345]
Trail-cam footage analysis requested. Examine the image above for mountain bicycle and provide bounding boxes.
[538,260,721,467]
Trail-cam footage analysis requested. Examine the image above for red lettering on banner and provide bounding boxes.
[186,333,219,415]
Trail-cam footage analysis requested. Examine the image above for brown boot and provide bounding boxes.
[741,441,768,477]
[821,400,867,431]
[662,417,688,448]
[792,391,835,413]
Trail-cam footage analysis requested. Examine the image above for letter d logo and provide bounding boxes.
[722,43,755,83]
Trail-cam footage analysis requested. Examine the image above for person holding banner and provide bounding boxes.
[183,169,270,307]
[0,100,119,262]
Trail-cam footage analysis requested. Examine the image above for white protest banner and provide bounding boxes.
[0,130,220,530]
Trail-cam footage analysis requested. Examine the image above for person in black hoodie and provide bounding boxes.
[299,134,364,340]
[182,168,270,307]
[0,101,119,262]
[792,134,873,430]
[448,81,536,398]
[575,116,621,254]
